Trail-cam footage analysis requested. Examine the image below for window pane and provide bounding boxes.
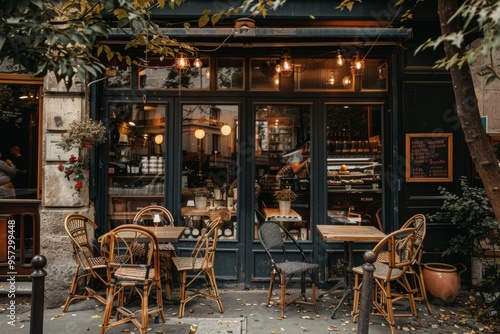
[294,58,353,91]
[0,83,40,199]
[181,104,239,240]
[250,59,280,91]
[254,104,311,241]
[361,60,388,91]
[139,58,209,90]
[217,59,244,90]
[107,102,167,228]
[326,104,382,234]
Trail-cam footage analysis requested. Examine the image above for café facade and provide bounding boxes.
[1,0,498,304]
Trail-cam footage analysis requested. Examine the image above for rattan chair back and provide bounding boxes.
[258,221,319,317]
[100,224,165,334]
[63,214,107,312]
[172,217,224,318]
[133,205,174,226]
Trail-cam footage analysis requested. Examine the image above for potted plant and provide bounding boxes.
[58,119,106,151]
[274,188,298,215]
[193,187,210,210]
[427,176,499,321]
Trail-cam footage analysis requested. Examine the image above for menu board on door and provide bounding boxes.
[406,133,453,182]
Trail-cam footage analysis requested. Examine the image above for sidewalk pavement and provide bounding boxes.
[0,285,486,334]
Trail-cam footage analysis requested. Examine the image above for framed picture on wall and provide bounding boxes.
[46,134,79,161]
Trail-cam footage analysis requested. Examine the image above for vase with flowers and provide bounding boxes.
[58,155,86,193]
[274,188,297,215]
[58,119,106,151]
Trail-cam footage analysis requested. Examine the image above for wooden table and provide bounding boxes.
[118,226,185,243]
[316,225,386,318]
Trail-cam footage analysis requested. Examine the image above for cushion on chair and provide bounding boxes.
[276,261,319,275]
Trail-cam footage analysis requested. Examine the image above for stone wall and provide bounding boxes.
[40,73,95,308]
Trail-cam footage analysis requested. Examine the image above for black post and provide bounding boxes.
[30,255,47,334]
[357,250,376,334]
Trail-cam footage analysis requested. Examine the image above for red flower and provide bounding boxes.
[58,164,64,171]
[74,181,83,190]
[68,155,76,163]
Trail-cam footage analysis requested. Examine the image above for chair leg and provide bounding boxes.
[384,283,397,334]
[63,267,82,312]
[100,283,116,334]
[266,270,276,306]
[279,271,286,318]
[178,271,187,318]
[140,285,149,334]
[155,280,166,323]
[351,273,361,323]
[416,266,432,314]
[206,268,224,313]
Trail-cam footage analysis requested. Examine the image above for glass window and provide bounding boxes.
[216,59,244,90]
[107,102,167,228]
[294,58,353,91]
[106,66,132,89]
[0,83,41,199]
[254,104,311,241]
[326,103,383,230]
[250,59,280,91]
[139,58,210,90]
[181,104,239,240]
[361,60,388,91]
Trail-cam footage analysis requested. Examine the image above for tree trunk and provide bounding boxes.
[438,0,500,221]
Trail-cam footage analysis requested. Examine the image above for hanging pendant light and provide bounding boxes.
[193,52,202,69]
[335,49,345,66]
[174,52,190,73]
[275,49,293,77]
[351,51,365,76]
[342,75,352,88]
[326,71,335,86]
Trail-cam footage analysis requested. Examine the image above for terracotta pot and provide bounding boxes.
[422,263,467,304]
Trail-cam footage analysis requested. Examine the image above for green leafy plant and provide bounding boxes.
[273,188,298,202]
[58,119,106,151]
[428,176,499,324]
[193,187,210,197]
[58,155,86,192]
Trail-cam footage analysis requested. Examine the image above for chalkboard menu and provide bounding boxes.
[406,133,453,182]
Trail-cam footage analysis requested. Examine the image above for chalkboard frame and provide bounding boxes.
[405,133,453,182]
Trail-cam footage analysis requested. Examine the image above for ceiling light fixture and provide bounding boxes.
[335,49,345,66]
[351,51,365,76]
[193,52,202,69]
[174,52,190,73]
[275,49,293,77]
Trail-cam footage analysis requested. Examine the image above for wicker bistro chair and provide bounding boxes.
[172,217,224,318]
[100,225,166,334]
[63,214,108,312]
[376,214,431,314]
[133,205,177,300]
[351,227,417,334]
[258,221,319,317]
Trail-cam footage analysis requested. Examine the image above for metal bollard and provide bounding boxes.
[30,255,47,334]
[357,250,376,334]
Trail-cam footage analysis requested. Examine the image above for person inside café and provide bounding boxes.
[0,151,16,199]
[276,141,310,181]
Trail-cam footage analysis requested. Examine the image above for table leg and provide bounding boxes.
[330,241,354,319]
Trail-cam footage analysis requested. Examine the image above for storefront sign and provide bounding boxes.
[406,133,453,182]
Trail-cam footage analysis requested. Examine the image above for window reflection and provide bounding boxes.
[181,104,239,240]
[254,104,311,240]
